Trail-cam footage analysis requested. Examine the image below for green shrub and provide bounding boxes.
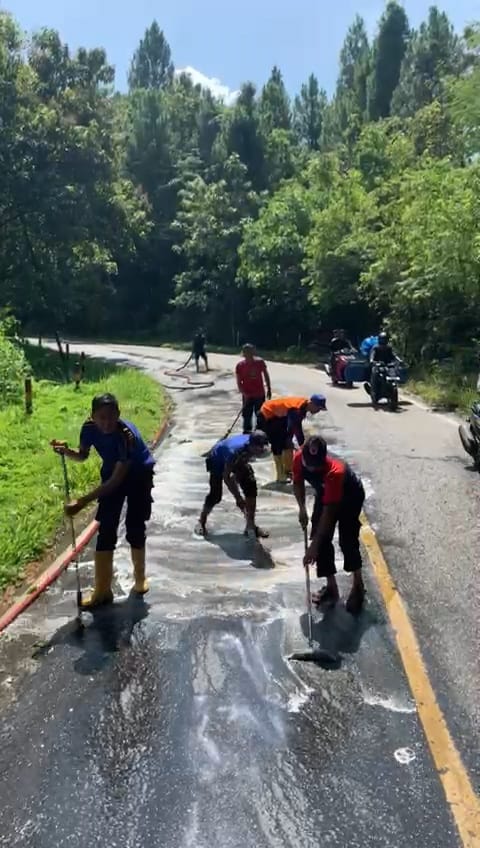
[0,319,28,408]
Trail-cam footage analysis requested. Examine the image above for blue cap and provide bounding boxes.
[310,393,327,410]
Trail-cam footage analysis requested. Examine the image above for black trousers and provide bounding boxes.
[204,457,257,511]
[310,488,364,578]
[194,351,208,366]
[96,468,154,551]
[256,414,291,456]
[242,395,265,434]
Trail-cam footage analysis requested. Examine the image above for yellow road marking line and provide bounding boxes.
[361,517,480,847]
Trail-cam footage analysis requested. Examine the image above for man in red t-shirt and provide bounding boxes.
[235,344,272,434]
[293,435,365,614]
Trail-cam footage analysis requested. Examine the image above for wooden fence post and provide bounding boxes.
[25,378,33,414]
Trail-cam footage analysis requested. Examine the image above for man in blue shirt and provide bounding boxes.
[51,393,155,609]
[197,431,269,537]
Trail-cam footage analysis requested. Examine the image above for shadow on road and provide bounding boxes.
[299,604,378,665]
[206,532,276,569]
[32,594,150,675]
[261,480,291,492]
[346,401,410,412]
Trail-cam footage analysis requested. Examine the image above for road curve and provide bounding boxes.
[0,343,478,848]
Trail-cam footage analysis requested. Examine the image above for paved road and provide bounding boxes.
[0,344,478,848]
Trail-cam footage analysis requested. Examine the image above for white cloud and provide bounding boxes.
[175,66,240,106]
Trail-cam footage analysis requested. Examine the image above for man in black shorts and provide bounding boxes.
[193,328,209,373]
[293,435,365,614]
[197,431,269,538]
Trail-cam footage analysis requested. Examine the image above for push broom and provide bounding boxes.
[288,528,338,664]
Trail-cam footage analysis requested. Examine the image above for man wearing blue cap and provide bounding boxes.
[196,431,270,537]
[256,394,327,483]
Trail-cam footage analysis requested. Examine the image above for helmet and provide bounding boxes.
[378,332,389,345]
[302,436,327,469]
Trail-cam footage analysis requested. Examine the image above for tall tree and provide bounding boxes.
[448,24,480,158]
[293,74,327,150]
[128,21,174,91]
[172,155,258,342]
[259,65,291,134]
[217,83,265,190]
[367,1,410,120]
[336,15,370,126]
[391,6,463,117]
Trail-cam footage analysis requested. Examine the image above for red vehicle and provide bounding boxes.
[325,348,358,388]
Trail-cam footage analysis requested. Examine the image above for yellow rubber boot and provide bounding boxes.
[273,454,286,483]
[282,448,293,478]
[131,547,149,595]
[81,551,114,609]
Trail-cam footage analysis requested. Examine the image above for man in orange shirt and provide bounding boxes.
[257,394,326,482]
[293,435,365,614]
[235,344,272,434]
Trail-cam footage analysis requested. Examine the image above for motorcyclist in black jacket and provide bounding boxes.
[366,332,398,399]
[370,332,396,366]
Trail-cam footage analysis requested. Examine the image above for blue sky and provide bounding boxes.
[5,0,480,100]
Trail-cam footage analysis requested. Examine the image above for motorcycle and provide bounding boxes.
[325,348,358,388]
[458,401,480,468]
[366,363,401,411]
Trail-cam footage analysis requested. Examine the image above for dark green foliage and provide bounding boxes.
[367,2,409,120]
[294,74,327,151]
[128,21,174,91]
[391,6,464,117]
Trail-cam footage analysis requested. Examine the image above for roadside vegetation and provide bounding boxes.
[0,323,166,590]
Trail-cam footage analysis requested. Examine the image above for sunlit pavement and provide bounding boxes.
[0,344,472,847]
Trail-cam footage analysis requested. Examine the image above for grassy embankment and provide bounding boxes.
[0,343,166,591]
[407,364,478,413]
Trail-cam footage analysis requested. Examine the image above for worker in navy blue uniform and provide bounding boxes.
[51,393,155,608]
[197,431,270,538]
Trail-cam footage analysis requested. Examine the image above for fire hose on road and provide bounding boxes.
[162,351,215,391]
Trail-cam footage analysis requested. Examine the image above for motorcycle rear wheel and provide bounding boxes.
[389,386,399,412]
[459,422,476,458]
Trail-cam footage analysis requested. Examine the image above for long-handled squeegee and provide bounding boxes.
[288,529,338,664]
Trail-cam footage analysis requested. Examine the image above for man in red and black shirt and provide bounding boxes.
[235,344,272,434]
[293,435,365,614]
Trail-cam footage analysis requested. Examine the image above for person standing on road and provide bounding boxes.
[192,328,209,373]
[256,394,327,483]
[235,344,272,434]
[293,435,365,615]
[196,431,270,538]
[51,393,155,608]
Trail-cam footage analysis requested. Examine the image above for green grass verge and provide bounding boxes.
[0,344,166,591]
[407,365,478,413]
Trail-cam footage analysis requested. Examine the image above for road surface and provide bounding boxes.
[0,344,478,848]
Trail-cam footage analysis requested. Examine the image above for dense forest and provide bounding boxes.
[1,4,479,359]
